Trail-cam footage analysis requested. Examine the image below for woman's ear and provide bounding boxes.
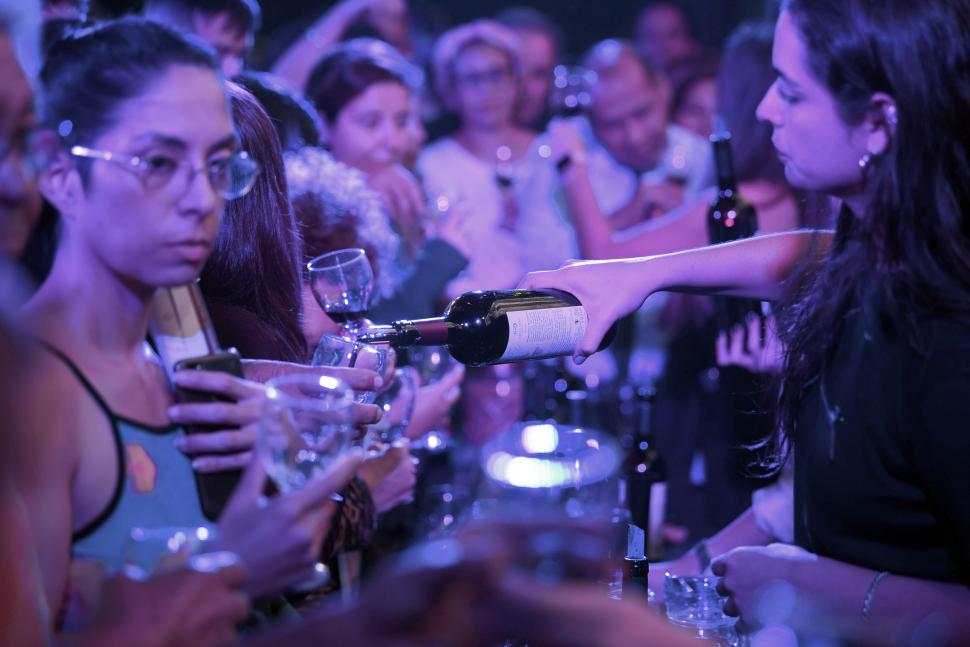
[864,92,898,157]
[38,145,83,223]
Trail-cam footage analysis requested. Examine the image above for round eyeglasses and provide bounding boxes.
[69,145,261,200]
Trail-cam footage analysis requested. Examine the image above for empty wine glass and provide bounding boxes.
[371,366,420,444]
[407,346,458,452]
[257,373,356,495]
[311,333,394,405]
[256,374,356,592]
[307,248,374,337]
[123,525,234,581]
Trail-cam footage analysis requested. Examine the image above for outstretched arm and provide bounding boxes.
[520,229,832,360]
[271,0,372,92]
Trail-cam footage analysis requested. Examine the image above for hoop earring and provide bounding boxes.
[858,153,872,169]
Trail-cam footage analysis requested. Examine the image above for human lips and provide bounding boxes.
[169,238,212,262]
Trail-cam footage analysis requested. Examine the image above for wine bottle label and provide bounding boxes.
[153,330,211,382]
[501,305,587,361]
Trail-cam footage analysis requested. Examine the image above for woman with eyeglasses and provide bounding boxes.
[523,0,970,641]
[419,19,535,298]
[15,17,367,627]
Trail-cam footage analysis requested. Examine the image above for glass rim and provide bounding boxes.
[128,525,218,541]
[306,247,367,272]
[265,373,355,410]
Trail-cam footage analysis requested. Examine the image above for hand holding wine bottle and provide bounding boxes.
[360,288,620,367]
[518,264,654,363]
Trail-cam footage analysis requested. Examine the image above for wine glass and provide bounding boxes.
[371,366,420,444]
[257,373,356,495]
[256,374,356,592]
[406,346,458,452]
[311,333,395,405]
[123,525,235,581]
[307,248,374,337]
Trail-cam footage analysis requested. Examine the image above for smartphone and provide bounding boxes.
[174,350,244,521]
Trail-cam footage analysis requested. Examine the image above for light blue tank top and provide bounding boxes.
[41,343,209,572]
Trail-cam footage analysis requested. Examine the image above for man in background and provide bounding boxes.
[144,0,260,76]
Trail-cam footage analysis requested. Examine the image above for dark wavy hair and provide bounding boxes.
[235,70,321,152]
[199,82,307,363]
[305,38,419,124]
[771,0,970,464]
[39,17,217,174]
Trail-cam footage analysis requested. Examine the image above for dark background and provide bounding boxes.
[93,0,777,66]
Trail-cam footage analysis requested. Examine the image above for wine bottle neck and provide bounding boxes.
[359,317,450,347]
[711,134,738,194]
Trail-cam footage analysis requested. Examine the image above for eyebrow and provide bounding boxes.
[130,132,238,155]
[772,66,801,89]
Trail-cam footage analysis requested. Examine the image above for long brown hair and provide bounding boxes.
[199,82,307,363]
[770,0,970,465]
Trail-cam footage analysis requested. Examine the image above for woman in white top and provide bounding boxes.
[418,20,537,297]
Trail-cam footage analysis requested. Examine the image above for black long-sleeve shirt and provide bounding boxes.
[794,294,970,584]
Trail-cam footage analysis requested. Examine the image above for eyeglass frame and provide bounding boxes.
[452,64,515,90]
[68,144,260,201]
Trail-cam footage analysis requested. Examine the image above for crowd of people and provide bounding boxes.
[0,0,968,645]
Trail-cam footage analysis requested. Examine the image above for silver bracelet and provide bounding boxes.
[861,571,890,620]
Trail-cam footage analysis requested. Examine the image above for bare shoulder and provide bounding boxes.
[17,344,88,472]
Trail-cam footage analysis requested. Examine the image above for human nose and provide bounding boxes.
[177,162,221,217]
[624,117,649,147]
[756,82,780,126]
[382,124,407,158]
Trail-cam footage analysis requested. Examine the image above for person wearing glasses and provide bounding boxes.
[13,18,371,634]
[419,19,533,299]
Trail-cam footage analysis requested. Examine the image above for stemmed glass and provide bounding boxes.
[255,373,356,591]
[406,346,458,452]
[307,248,374,338]
[257,373,356,494]
[311,333,395,405]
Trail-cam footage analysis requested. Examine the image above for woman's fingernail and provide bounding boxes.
[167,405,180,418]
[174,437,188,450]
[574,355,586,365]
[373,376,384,389]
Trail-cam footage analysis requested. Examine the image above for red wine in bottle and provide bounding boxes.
[706,132,762,332]
[359,289,618,367]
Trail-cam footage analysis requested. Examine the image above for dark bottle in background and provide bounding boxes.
[706,132,763,333]
[360,289,618,367]
[625,386,668,561]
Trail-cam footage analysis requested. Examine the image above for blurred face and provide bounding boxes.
[48,64,234,288]
[757,11,868,196]
[674,77,715,138]
[451,44,518,130]
[327,81,410,176]
[588,56,670,173]
[635,4,697,70]
[0,34,42,258]
[515,29,557,126]
[191,10,251,77]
